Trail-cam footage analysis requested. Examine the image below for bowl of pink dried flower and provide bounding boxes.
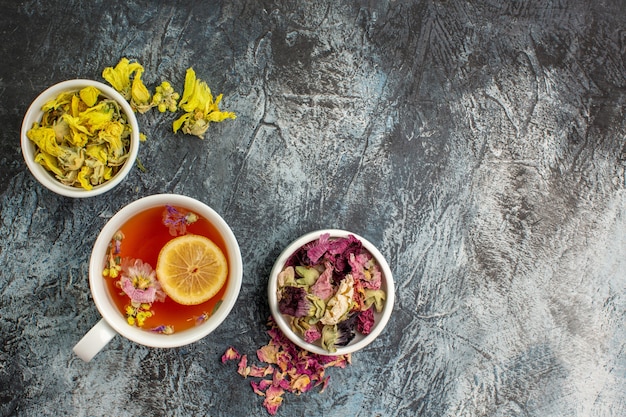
[268,229,395,355]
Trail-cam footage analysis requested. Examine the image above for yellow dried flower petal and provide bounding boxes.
[27,126,63,157]
[178,67,198,109]
[102,57,143,100]
[60,114,90,147]
[103,166,113,180]
[98,121,125,153]
[172,113,191,134]
[77,166,93,190]
[70,94,82,117]
[78,102,114,133]
[34,152,64,177]
[79,86,101,107]
[174,68,236,139]
[206,109,237,123]
[42,91,74,112]
[85,144,108,164]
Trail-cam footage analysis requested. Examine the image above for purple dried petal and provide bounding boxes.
[306,233,331,264]
[357,308,375,335]
[278,286,307,316]
[335,314,357,346]
[309,262,334,300]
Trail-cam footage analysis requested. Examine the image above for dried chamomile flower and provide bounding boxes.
[152,81,180,113]
[173,68,236,139]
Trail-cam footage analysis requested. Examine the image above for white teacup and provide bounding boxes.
[73,194,243,361]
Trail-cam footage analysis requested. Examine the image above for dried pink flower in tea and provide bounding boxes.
[162,205,199,236]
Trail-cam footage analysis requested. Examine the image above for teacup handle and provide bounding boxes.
[73,319,117,362]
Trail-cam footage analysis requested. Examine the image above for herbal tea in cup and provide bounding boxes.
[73,194,243,362]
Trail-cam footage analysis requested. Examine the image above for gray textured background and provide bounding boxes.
[1,1,625,416]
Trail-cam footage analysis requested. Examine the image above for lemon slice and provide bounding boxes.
[156,234,228,305]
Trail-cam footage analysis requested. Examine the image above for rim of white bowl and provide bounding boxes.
[20,79,140,198]
[268,229,395,356]
[89,194,243,348]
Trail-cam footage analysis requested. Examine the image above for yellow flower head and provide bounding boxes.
[131,68,152,114]
[98,121,125,154]
[152,81,180,113]
[41,91,74,113]
[102,58,144,100]
[85,144,108,164]
[173,68,236,139]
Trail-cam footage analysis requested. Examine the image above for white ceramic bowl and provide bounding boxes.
[74,194,243,361]
[268,229,395,356]
[21,79,140,198]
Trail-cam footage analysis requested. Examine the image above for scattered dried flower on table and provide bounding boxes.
[102,58,235,144]
[222,317,351,415]
[221,346,241,363]
[102,58,143,101]
[152,81,180,113]
[130,68,153,114]
[102,59,153,114]
[173,67,236,139]
[102,56,182,147]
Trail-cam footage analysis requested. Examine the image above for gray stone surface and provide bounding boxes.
[1,0,625,416]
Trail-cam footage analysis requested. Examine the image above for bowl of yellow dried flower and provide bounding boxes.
[21,79,140,198]
[268,229,395,356]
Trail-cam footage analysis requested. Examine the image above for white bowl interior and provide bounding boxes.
[268,229,395,356]
[89,194,243,348]
[21,79,140,198]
